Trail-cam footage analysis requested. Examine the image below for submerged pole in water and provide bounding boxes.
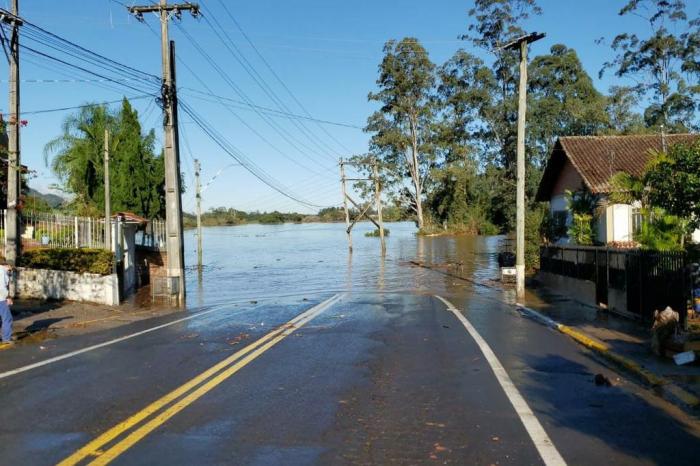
[373,160,386,255]
[340,158,352,253]
[195,159,202,271]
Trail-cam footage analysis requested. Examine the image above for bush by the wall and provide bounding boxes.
[22,248,114,275]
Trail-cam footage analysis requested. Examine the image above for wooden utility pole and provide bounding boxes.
[195,159,202,270]
[1,2,22,266]
[373,161,386,255]
[339,159,352,253]
[502,32,545,299]
[339,158,385,253]
[128,1,199,305]
[104,128,111,251]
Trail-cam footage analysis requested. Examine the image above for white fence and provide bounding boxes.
[0,210,107,249]
[135,218,167,251]
[0,211,167,251]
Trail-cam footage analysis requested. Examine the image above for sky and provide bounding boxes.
[0,0,683,215]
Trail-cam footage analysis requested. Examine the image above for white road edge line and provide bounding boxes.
[435,295,567,466]
[0,295,343,381]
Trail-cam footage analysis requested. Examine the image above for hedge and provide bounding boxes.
[21,248,114,275]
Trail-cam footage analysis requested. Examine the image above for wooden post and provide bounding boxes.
[340,159,352,253]
[373,161,386,255]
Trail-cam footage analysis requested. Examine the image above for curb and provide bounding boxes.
[516,303,700,409]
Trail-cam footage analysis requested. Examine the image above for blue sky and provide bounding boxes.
[1,0,680,214]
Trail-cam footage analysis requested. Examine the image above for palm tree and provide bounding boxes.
[43,104,112,213]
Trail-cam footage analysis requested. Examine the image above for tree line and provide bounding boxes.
[357,0,699,237]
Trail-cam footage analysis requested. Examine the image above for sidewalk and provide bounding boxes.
[6,287,177,346]
[521,285,700,410]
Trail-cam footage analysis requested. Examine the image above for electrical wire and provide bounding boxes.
[211,0,354,154]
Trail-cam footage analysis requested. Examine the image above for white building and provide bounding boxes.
[536,134,700,245]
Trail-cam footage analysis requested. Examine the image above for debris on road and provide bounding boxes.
[594,373,612,387]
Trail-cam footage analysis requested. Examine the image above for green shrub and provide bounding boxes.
[22,248,114,275]
[365,228,390,237]
[568,213,594,245]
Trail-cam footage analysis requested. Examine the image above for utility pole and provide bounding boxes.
[340,159,352,253]
[1,2,22,266]
[373,161,386,255]
[128,1,199,305]
[104,128,111,252]
[195,159,202,270]
[502,32,545,299]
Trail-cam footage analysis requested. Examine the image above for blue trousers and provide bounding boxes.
[0,300,12,342]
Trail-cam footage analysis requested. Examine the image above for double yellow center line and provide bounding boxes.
[58,293,344,466]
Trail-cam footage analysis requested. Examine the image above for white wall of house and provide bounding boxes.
[693,229,700,244]
[609,204,633,242]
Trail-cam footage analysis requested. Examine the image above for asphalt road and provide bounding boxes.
[1,291,699,465]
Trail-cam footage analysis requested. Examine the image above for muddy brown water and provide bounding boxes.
[183,221,508,308]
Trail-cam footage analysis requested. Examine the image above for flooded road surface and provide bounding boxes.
[1,222,699,465]
[183,221,503,307]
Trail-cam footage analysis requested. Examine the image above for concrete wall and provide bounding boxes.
[538,271,596,306]
[14,267,119,306]
[538,271,631,319]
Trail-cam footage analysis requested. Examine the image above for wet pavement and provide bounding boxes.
[1,223,699,464]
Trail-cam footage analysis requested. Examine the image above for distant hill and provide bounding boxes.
[27,188,65,208]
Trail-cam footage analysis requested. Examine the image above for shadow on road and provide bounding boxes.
[525,353,700,465]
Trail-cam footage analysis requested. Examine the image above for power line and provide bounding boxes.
[200,3,344,159]
[181,87,362,129]
[173,21,338,169]
[170,23,336,176]
[212,0,354,154]
[18,94,154,115]
[179,99,332,209]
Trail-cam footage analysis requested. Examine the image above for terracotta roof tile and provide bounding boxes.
[540,134,699,198]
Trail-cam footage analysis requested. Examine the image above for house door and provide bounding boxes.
[595,249,608,307]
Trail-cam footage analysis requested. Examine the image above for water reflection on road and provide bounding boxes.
[183,221,506,308]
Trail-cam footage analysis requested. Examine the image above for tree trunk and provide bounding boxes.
[409,116,424,229]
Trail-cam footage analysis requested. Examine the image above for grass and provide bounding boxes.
[365,228,390,237]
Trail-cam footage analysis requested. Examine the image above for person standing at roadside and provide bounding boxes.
[0,260,14,347]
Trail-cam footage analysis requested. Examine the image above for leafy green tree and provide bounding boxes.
[645,140,700,231]
[528,45,610,165]
[366,38,437,229]
[601,0,699,131]
[605,86,647,134]
[463,0,542,170]
[111,100,164,218]
[44,99,165,218]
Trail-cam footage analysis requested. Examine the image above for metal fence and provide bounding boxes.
[0,210,108,250]
[540,245,689,323]
[0,210,167,252]
[135,218,166,251]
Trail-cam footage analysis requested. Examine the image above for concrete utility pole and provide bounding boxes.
[194,159,202,270]
[339,159,352,253]
[104,128,111,251]
[502,32,545,299]
[128,1,199,305]
[1,2,23,266]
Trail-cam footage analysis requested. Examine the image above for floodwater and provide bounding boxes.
[182,221,507,308]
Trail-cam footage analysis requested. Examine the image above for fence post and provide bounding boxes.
[74,216,79,248]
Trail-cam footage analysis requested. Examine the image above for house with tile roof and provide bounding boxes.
[536,134,700,245]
